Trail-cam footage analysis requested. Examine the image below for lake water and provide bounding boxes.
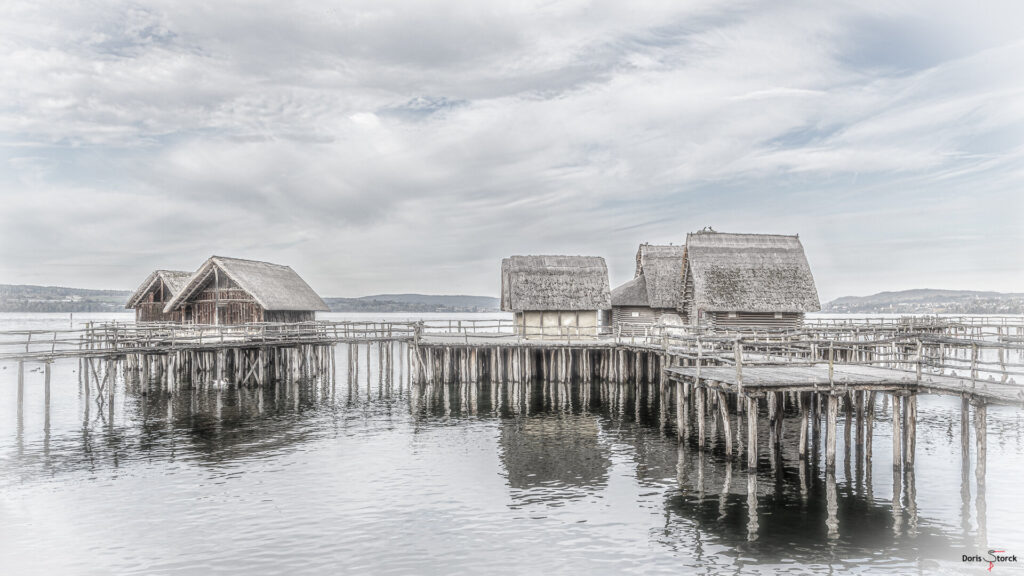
[1,313,1022,575]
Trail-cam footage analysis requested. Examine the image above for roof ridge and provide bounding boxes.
[687,231,800,238]
[211,255,292,268]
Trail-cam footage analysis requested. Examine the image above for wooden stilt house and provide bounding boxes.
[126,270,193,322]
[611,244,685,333]
[163,256,329,325]
[680,231,820,330]
[500,255,611,338]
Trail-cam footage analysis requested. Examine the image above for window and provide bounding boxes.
[631,311,640,317]
[727,311,737,318]
[774,312,783,319]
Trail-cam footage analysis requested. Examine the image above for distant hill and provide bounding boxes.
[824,289,1024,314]
[0,284,500,314]
[0,284,131,312]
[324,294,500,313]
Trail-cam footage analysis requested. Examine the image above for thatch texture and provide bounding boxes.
[501,255,611,312]
[164,256,329,313]
[611,275,649,307]
[126,270,193,309]
[684,232,820,313]
[635,244,685,309]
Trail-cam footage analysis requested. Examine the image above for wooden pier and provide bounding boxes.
[3,314,1021,545]
[3,316,1022,476]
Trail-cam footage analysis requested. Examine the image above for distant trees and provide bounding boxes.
[0,284,129,312]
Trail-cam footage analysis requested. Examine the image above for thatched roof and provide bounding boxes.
[611,275,648,307]
[125,270,193,309]
[635,244,685,309]
[164,256,329,313]
[684,232,820,313]
[501,255,611,312]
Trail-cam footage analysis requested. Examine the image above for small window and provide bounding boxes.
[774,312,783,319]
[631,311,640,317]
[727,311,737,318]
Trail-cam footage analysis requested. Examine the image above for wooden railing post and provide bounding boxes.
[971,343,978,387]
[734,339,743,395]
[915,339,922,383]
[828,341,834,386]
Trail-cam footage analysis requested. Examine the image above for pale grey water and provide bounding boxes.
[1,313,1023,575]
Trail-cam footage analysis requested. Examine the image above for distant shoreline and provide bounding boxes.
[1,284,1020,315]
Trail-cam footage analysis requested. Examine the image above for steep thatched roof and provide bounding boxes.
[611,275,648,307]
[635,244,685,309]
[125,270,193,309]
[164,256,329,313]
[501,255,611,311]
[684,232,820,313]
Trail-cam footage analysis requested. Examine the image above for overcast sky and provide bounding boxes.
[1,1,1021,301]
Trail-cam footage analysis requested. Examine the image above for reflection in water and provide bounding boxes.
[1,351,1014,574]
[499,415,611,505]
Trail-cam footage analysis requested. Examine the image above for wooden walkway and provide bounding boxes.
[419,333,616,348]
[666,364,1024,405]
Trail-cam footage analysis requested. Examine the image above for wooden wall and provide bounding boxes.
[266,310,316,323]
[706,311,804,331]
[133,279,183,323]
[185,272,264,325]
[612,306,657,334]
[174,267,320,325]
[515,310,600,338]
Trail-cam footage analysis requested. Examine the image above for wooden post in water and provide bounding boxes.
[961,395,970,466]
[746,471,759,542]
[717,391,733,459]
[774,391,784,447]
[844,392,853,470]
[826,469,839,541]
[675,380,684,438]
[17,360,25,419]
[974,400,988,545]
[905,394,917,468]
[746,396,758,469]
[892,393,902,469]
[826,393,838,470]
[44,361,52,432]
[696,386,706,451]
[960,395,971,534]
[798,392,809,460]
[865,391,875,466]
[855,390,865,464]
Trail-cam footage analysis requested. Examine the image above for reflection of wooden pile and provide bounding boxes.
[499,415,611,489]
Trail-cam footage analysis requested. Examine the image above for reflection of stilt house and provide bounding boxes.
[500,255,611,338]
[611,244,685,332]
[126,270,193,322]
[163,256,329,325]
[499,416,611,495]
[680,231,820,330]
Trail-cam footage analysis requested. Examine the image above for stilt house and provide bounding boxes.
[500,255,611,338]
[125,270,193,322]
[611,244,685,332]
[162,256,329,325]
[680,231,820,330]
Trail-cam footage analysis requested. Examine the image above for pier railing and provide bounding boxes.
[0,320,421,361]
[635,327,1024,393]
[418,319,613,340]
[3,317,1023,390]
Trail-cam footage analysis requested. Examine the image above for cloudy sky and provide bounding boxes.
[1,1,1021,301]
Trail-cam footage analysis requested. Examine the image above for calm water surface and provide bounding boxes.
[1,313,1023,575]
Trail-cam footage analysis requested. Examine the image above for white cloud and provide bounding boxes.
[0,0,1020,300]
